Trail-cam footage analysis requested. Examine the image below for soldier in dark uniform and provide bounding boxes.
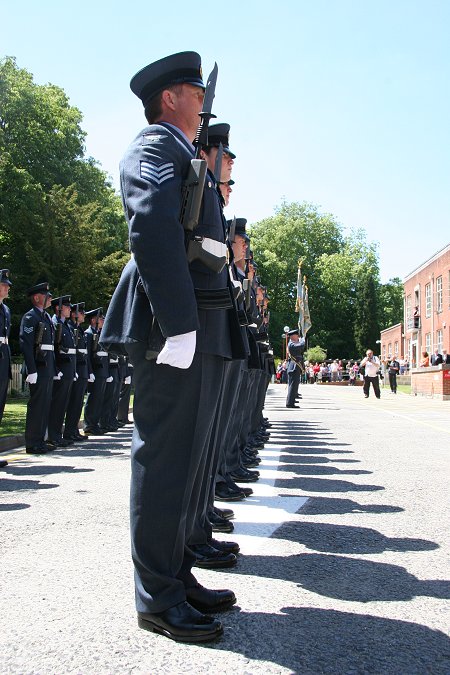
[0,270,12,427]
[64,303,90,442]
[83,309,108,435]
[19,282,56,454]
[100,52,239,643]
[117,357,133,425]
[286,328,305,408]
[47,296,77,447]
[99,350,120,432]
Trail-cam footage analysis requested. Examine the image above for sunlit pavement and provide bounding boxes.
[1,383,449,674]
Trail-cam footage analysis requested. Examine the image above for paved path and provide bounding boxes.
[1,384,449,674]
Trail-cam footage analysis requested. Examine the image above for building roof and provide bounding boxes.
[403,243,450,282]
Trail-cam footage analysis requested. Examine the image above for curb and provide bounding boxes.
[0,434,25,453]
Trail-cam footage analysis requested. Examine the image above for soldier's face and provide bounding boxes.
[0,283,9,301]
[61,304,71,319]
[174,84,205,140]
[232,235,247,262]
[219,182,232,206]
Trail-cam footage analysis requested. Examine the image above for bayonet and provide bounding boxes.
[193,62,218,156]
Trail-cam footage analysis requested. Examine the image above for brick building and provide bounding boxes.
[403,243,450,367]
[380,322,403,362]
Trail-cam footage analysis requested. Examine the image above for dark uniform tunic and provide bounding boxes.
[0,303,12,424]
[101,122,241,613]
[19,307,56,448]
[286,338,305,407]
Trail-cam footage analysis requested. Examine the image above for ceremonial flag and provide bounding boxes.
[295,260,304,318]
[302,279,312,337]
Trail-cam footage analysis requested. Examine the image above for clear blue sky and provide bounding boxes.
[2,0,450,282]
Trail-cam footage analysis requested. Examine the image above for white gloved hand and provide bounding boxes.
[74,373,79,380]
[53,371,63,381]
[26,372,38,385]
[106,376,113,383]
[156,330,196,370]
[124,376,131,385]
[88,373,95,383]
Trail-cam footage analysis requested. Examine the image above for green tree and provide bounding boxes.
[378,277,403,330]
[354,270,379,355]
[305,346,327,363]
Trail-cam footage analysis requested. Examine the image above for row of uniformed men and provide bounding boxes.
[0,278,133,457]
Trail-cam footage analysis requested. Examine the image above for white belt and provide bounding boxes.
[0,337,8,344]
[96,351,108,357]
[65,348,77,355]
[201,238,228,257]
[40,344,54,351]
[77,348,88,354]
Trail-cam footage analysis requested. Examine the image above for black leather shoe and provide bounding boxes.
[137,601,223,643]
[0,459,8,468]
[209,538,240,554]
[208,511,234,533]
[213,506,234,520]
[286,404,300,408]
[83,426,105,435]
[186,584,236,613]
[225,478,253,497]
[191,544,237,569]
[49,438,73,448]
[230,468,260,483]
[215,482,246,502]
[26,446,48,454]
[242,457,260,469]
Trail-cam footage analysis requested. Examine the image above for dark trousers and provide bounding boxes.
[117,382,132,423]
[224,363,248,475]
[388,373,397,392]
[363,375,380,398]
[286,367,300,406]
[100,369,120,428]
[84,376,106,429]
[48,377,73,443]
[126,343,224,614]
[0,377,9,425]
[64,377,87,436]
[25,376,53,447]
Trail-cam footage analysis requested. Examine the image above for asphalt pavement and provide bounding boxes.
[1,383,449,674]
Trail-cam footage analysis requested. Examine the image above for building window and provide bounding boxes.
[436,329,443,353]
[388,342,392,357]
[406,295,412,320]
[382,345,386,360]
[436,276,443,313]
[394,341,399,356]
[425,333,431,353]
[425,283,431,317]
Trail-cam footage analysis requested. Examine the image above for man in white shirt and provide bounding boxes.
[360,349,381,399]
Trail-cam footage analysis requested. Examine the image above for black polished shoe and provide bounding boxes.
[191,543,237,569]
[226,478,253,497]
[137,601,223,643]
[26,446,48,454]
[215,482,246,502]
[230,467,260,483]
[213,506,234,520]
[83,426,105,435]
[286,404,300,409]
[0,459,8,468]
[242,457,260,469]
[209,538,240,554]
[186,584,236,613]
[208,511,235,533]
[49,438,73,448]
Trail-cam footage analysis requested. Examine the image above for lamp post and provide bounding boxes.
[283,326,290,361]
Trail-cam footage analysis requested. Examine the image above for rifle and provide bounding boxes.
[181,63,227,275]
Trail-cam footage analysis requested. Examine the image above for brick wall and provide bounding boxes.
[411,364,450,400]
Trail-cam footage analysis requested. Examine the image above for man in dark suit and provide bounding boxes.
[101,52,237,643]
[19,282,56,454]
[442,349,450,364]
[0,269,12,427]
[431,349,443,366]
[286,329,305,408]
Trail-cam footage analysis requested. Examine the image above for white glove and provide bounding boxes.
[88,373,95,383]
[106,376,113,383]
[26,373,38,385]
[53,371,63,381]
[74,373,79,380]
[124,376,131,385]
[156,331,196,370]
